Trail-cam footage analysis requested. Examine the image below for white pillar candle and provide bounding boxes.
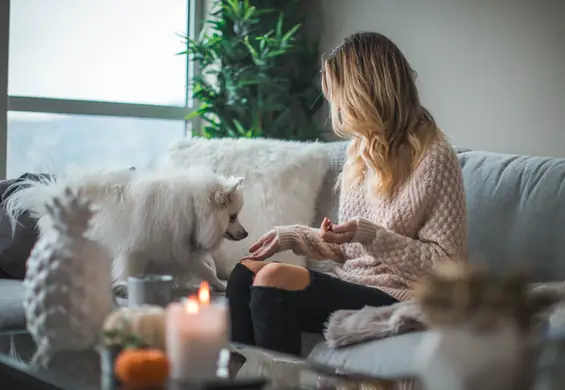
[165,282,229,381]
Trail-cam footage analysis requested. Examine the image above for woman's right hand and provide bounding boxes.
[241,230,281,261]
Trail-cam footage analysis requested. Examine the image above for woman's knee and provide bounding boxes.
[239,260,269,274]
[253,263,311,291]
[225,263,255,300]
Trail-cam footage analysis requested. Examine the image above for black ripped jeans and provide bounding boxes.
[225,263,398,356]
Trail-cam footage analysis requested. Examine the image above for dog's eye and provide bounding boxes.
[229,214,237,223]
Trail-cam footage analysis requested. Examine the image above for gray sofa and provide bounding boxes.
[307,141,565,379]
[2,141,565,380]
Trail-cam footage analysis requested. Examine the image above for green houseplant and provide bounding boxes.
[183,0,323,140]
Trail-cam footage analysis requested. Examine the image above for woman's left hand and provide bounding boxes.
[320,217,357,244]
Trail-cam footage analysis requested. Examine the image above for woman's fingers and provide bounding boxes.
[249,231,273,253]
[326,218,334,232]
[320,218,355,243]
[258,245,275,260]
[332,221,354,233]
[249,239,265,253]
[245,228,282,260]
[321,217,333,233]
[243,242,273,261]
[242,252,263,261]
[246,249,270,261]
[321,218,328,233]
[320,225,329,240]
[259,242,279,260]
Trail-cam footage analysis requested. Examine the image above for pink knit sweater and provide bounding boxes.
[276,139,468,301]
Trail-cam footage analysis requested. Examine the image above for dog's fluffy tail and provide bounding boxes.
[3,175,61,233]
[4,167,135,235]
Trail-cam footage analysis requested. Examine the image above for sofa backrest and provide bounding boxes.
[313,142,348,226]
[458,148,565,281]
[314,142,565,282]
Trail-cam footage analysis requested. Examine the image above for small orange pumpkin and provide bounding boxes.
[114,348,169,388]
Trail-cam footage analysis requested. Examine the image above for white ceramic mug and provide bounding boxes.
[128,274,173,308]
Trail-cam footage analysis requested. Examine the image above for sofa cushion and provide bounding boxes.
[0,174,51,280]
[307,332,425,379]
[0,279,25,330]
[0,210,37,279]
[0,178,39,279]
[459,150,565,281]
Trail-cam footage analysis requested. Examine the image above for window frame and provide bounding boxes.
[0,0,202,180]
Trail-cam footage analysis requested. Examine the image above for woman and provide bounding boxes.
[226,32,467,357]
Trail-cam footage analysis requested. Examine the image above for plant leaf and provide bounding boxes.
[180,0,323,142]
[282,24,301,43]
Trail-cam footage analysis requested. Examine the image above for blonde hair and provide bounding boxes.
[321,32,444,197]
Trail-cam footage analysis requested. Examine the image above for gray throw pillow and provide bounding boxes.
[0,209,37,279]
[0,175,47,279]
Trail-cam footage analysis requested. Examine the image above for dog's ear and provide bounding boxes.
[214,177,243,206]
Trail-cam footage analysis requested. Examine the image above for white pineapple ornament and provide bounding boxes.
[24,187,114,364]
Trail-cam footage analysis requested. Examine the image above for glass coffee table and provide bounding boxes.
[0,330,385,389]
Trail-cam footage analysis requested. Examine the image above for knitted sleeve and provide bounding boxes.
[274,225,346,262]
[352,144,468,280]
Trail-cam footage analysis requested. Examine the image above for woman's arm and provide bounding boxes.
[276,225,346,262]
[352,145,467,279]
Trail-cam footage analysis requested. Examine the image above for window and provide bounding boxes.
[8,112,185,175]
[1,0,197,179]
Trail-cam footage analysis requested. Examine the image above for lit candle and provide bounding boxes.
[165,281,229,381]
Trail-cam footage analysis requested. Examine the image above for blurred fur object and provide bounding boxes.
[316,375,396,390]
[414,263,542,390]
[323,262,565,349]
[414,262,531,333]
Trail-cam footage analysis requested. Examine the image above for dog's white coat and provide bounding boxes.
[160,137,330,278]
[4,166,247,291]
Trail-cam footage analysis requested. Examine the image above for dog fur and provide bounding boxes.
[4,166,247,292]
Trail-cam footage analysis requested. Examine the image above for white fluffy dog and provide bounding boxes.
[4,166,247,292]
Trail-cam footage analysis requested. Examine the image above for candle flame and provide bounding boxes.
[185,296,199,314]
[198,280,210,305]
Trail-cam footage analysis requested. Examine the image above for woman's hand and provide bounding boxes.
[320,217,357,244]
[241,230,281,261]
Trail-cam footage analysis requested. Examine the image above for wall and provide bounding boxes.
[316,0,565,157]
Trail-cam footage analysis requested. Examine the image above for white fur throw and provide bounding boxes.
[161,138,330,279]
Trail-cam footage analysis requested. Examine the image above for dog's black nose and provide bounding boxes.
[242,230,248,239]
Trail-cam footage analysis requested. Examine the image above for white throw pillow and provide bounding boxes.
[161,137,330,279]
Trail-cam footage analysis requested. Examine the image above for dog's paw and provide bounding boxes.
[212,280,227,292]
[113,283,128,299]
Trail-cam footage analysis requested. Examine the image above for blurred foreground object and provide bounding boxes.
[414,263,536,390]
[533,304,565,390]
